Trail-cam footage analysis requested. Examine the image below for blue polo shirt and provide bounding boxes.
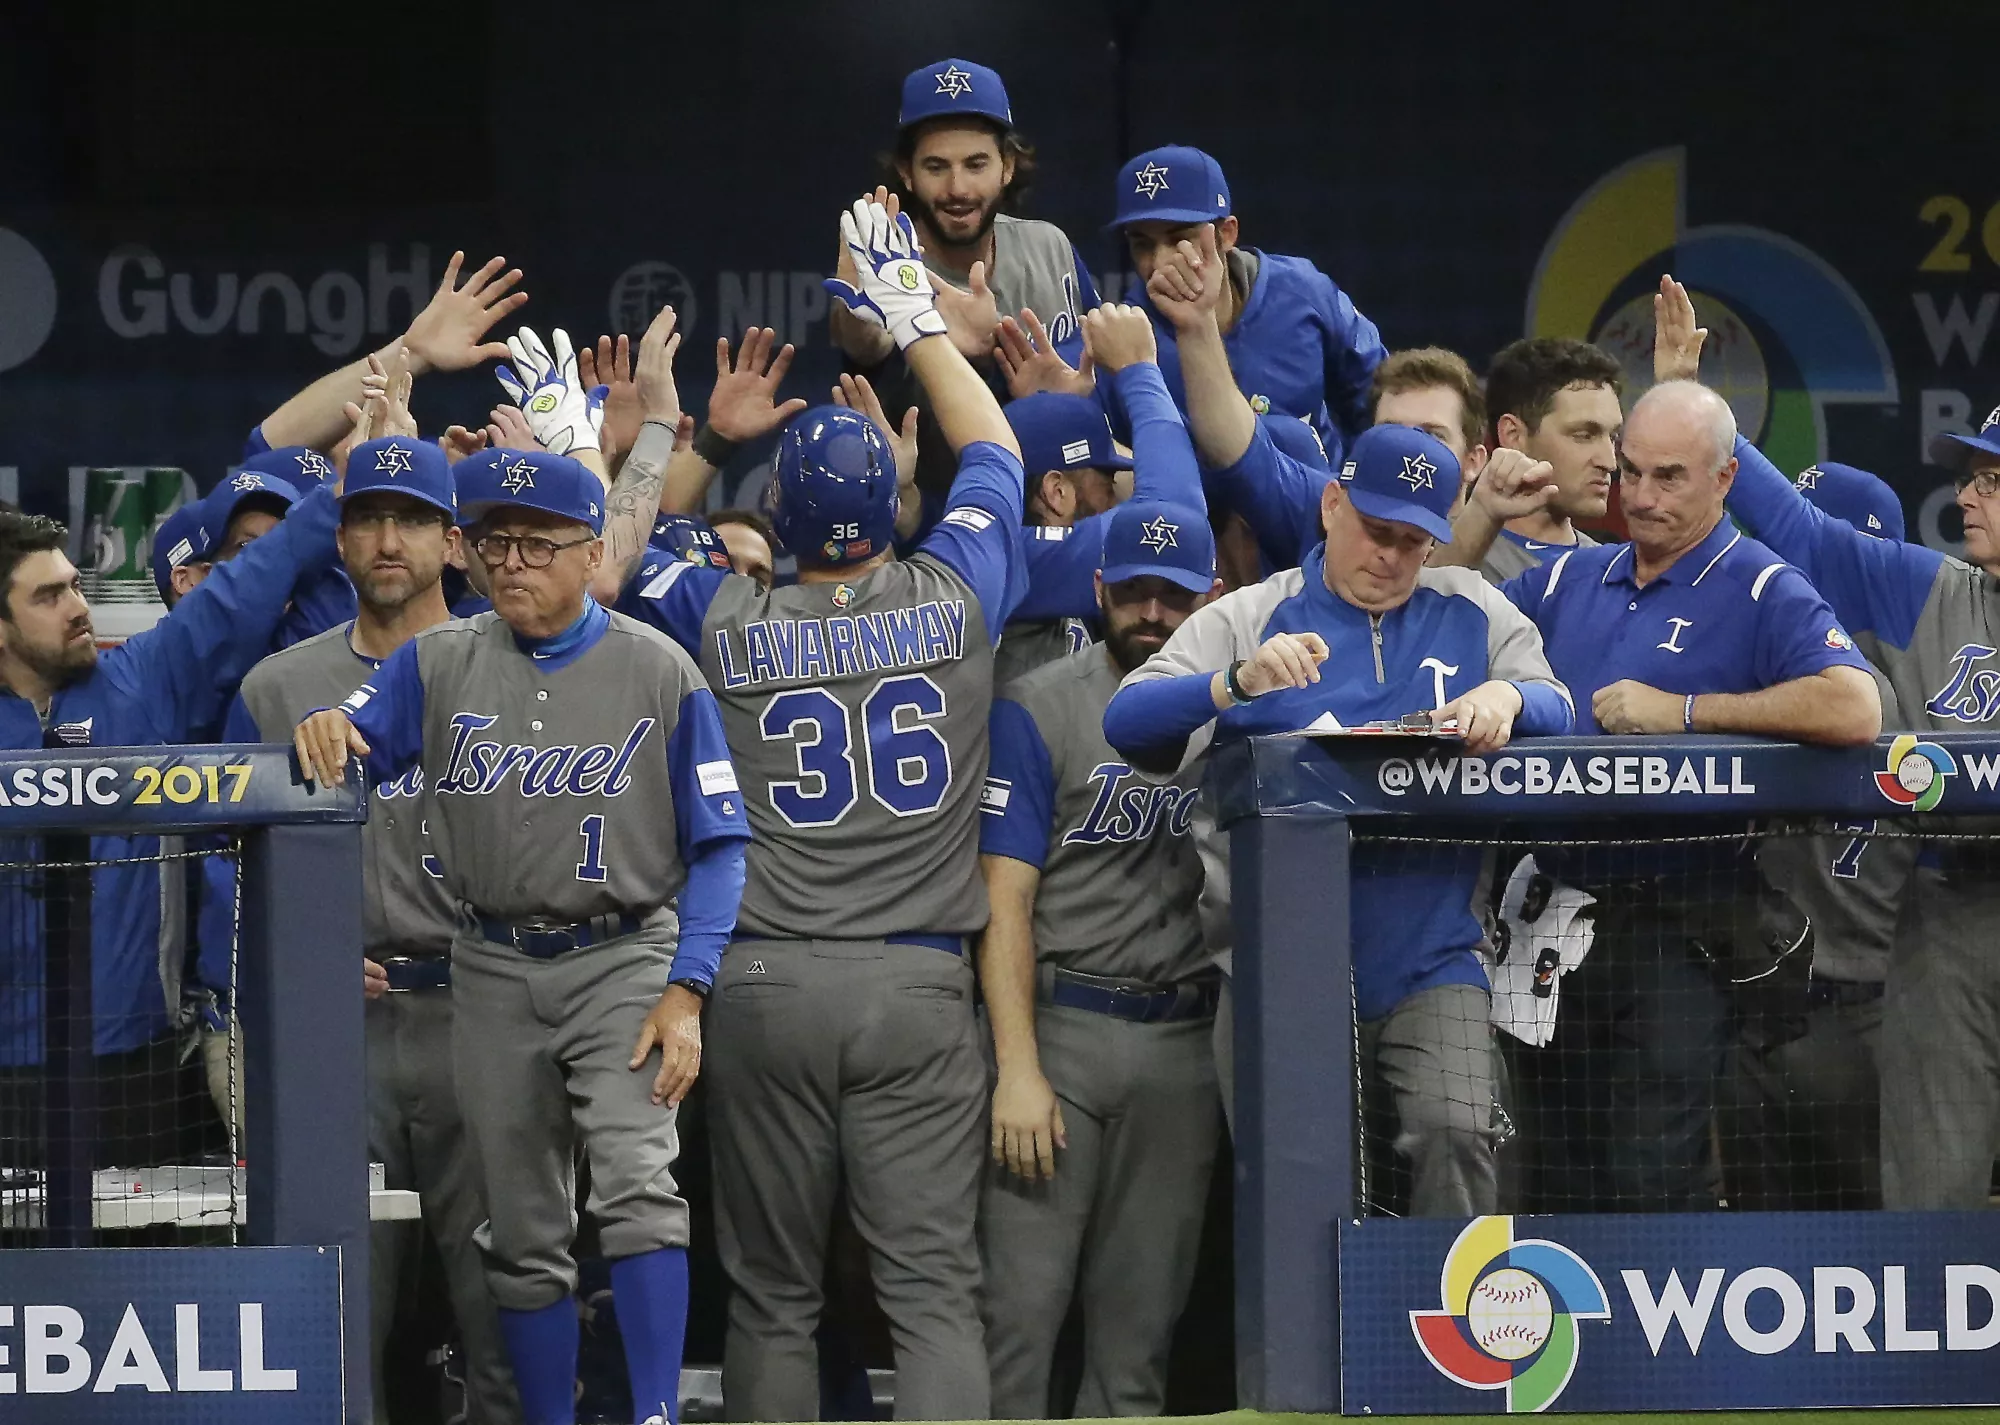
[1502,518,1871,733]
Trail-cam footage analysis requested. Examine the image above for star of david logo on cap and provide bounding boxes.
[1983,404,2000,433]
[1133,161,1171,200]
[934,64,973,99]
[374,442,414,478]
[294,450,333,482]
[1399,452,1438,492]
[499,456,537,494]
[1795,466,1822,490]
[230,472,265,492]
[1139,515,1180,552]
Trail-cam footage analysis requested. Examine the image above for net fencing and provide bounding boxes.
[0,833,243,1246]
[1346,818,2000,1220]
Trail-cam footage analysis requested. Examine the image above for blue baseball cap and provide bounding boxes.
[899,58,1012,128]
[1261,412,1331,471]
[1794,461,1905,542]
[1109,145,1232,231]
[650,512,734,569]
[151,469,302,597]
[1006,393,1134,479]
[343,437,456,519]
[454,448,604,535]
[1927,401,2000,473]
[1098,500,1217,594]
[1339,424,1459,544]
[241,444,337,490]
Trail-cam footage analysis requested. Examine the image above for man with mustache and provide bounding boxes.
[976,498,1223,1417]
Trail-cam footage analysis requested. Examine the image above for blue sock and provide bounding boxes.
[610,1247,690,1425]
[495,1297,580,1425]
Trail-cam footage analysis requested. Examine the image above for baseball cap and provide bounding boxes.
[650,512,734,570]
[150,469,302,597]
[1926,401,2000,473]
[1108,145,1232,231]
[241,444,337,490]
[453,448,604,535]
[1261,412,1331,472]
[342,437,456,519]
[1338,424,1460,544]
[1098,500,1217,594]
[1794,461,1905,542]
[1006,394,1134,478]
[899,58,1012,129]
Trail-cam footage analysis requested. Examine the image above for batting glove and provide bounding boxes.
[495,326,603,455]
[823,199,947,351]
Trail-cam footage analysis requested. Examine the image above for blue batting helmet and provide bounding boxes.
[768,405,897,565]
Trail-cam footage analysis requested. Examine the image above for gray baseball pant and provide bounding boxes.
[979,1003,1220,1418]
[1880,877,2000,1209]
[1358,983,1498,1217]
[367,984,520,1425]
[708,939,988,1422]
[450,932,690,1311]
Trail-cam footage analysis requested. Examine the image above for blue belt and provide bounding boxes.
[1041,967,1220,1024]
[379,956,451,992]
[732,933,967,958]
[477,912,643,959]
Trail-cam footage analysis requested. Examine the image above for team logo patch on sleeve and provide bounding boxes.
[697,760,740,796]
[980,776,1012,814]
[1826,627,1855,651]
[942,507,994,532]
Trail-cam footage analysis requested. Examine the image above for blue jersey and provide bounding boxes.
[1104,551,1572,1018]
[1127,249,1384,469]
[1203,416,1334,574]
[1500,517,1872,734]
[0,486,342,1062]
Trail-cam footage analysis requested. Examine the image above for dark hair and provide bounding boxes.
[709,508,775,545]
[0,512,71,621]
[1483,338,1623,443]
[880,117,1038,217]
[1370,348,1487,454]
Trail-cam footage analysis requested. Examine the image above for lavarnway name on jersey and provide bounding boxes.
[712,599,969,689]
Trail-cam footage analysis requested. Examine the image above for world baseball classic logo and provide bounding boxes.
[1410,1216,1611,1413]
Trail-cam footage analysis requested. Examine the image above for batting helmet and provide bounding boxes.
[768,405,897,566]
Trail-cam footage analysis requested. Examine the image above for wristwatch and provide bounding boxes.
[669,977,711,1000]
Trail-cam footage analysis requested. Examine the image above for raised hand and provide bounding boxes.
[995,309,1095,399]
[376,348,418,439]
[402,252,527,376]
[709,327,809,442]
[833,372,919,489]
[824,197,947,351]
[1082,302,1159,374]
[632,306,684,428]
[439,425,489,464]
[1146,224,1225,332]
[579,333,639,464]
[496,326,602,455]
[484,404,545,453]
[1471,447,1560,521]
[931,260,1001,362]
[1653,273,1707,385]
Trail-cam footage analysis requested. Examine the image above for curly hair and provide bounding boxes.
[880,117,1039,217]
[1484,338,1623,443]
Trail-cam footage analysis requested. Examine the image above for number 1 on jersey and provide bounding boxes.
[576,813,608,883]
[1830,818,1876,879]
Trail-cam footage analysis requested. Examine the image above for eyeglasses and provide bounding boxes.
[473,533,593,568]
[344,508,447,533]
[1954,468,2000,498]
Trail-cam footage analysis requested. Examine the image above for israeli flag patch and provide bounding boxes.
[697,760,740,796]
[1060,438,1092,465]
[942,507,994,532]
[979,776,1012,814]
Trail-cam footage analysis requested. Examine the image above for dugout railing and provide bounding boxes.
[0,744,367,1425]
[1217,730,2000,1416]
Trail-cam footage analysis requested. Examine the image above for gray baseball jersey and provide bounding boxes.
[923,215,1090,353]
[235,623,455,956]
[981,645,1207,982]
[343,610,737,926]
[1479,527,1599,585]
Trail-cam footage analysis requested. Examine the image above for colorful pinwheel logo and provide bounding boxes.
[1410,1216,1610,1414]
[1875,734,1957,812]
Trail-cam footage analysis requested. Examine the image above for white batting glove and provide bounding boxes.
[496,326,603,455]
[823,199,947,351]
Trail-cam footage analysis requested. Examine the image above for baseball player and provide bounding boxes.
[616,196,1026,1420]
[1104,424,1575,1216]
[295,450,750,1425]
[1701,396,2000,1208]
[836,58,1099,501]
[224,438,519,1424]
[707,511,778,589]
[994,304,1206,684]
[1110,145,1383,469]
[978,498,1223,1416]
[0,480,341,1171]
[1724,460,1915,1211]
[1369,349,1490,515]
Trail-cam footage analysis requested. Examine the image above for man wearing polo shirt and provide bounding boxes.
[1110,145,1384,470]
[1105,424,1574,1216]
[978,499,1223,1417]
[1439,379,1880,1212]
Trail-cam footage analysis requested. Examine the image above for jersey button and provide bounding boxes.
[1628,601,1638,611]
[536,691,548,702]
[531,720,544,732]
